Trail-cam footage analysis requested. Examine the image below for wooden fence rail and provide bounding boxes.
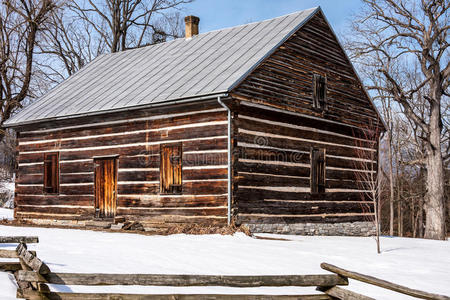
[16,243,50,274]
[321,263,450,300]
[17,290,332,300]
[0,236,39,244]
[16,271,346,287]
[1,237,448,300]
[0,236,38,272]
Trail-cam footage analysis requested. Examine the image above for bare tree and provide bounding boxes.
[348,0,449,240]
[70,0,191,53]
[35,5,108,83]
[353,123,385,253]
[34,0,191,84]
[0,0,56,140]
[377,87,395,236]
[0,129,15,180]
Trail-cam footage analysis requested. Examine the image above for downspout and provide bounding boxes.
[217,96,232,226]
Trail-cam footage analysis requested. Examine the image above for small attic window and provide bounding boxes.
[313,74,327,111]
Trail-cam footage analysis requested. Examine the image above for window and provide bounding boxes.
[313,74,327,111]
[43,152,59,193]
[311,148,325,194]
[160,144,182,194]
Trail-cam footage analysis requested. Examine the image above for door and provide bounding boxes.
[160,143,182,194]
[94,157,118,218]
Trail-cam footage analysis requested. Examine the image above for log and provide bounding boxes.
[0,236,39,243]
[16,243,50,274]
[0,249,19,258]
[0,249,36,258]
[16,289,48,300]
[19,289,331,300]
[317,286,374,300]
[0,262,22,271]
[17,271,348,287]
[321,263,450,300]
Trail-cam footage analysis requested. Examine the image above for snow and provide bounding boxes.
[0,272,18,300]
[0,225,449,299]
[0,208,13,220]
[0,180,14,208]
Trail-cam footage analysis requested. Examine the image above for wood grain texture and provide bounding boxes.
[318,286,375,300]
[18,289,331,300]
[16,243,50,274]
[232,12,381,129]
[17,271,348,287]
[15,103,229,224]
[321,263,450,300]
[0,236,39,243]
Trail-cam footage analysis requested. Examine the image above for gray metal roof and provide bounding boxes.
[5,8,318,127]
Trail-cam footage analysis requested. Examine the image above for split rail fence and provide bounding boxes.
[0,237,449,300]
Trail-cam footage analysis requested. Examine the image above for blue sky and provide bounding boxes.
[183,0,363,35]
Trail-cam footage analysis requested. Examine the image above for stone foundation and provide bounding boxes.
[18,218,87,228]
[245,221,376,236]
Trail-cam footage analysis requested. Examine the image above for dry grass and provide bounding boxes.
[0,218,253,237]
[164,223,252,236]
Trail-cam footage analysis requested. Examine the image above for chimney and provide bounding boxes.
[185,15,200,38]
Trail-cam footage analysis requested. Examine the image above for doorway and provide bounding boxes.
[94,157,118,218]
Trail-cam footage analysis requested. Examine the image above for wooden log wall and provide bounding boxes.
[232,101,376,224]
[231,11,381,225]
[231,11,381,129]
[15,100,229,224]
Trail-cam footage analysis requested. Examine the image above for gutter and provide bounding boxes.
[217,96,232,226]
[3,92,229,128]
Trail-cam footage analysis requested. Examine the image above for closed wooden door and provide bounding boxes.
[94,157,118,218]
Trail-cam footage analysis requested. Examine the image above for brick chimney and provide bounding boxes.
[185,15,200,38]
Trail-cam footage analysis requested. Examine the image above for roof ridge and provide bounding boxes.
[199,7,318,36]
[109,7,319,56]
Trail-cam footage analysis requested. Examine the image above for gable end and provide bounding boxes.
[231,10,385,131]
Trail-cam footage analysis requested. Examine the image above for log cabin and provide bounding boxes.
[3,7,385,235]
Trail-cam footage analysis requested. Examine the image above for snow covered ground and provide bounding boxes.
[0,181,14,208]
[0,208,13,220]
[0,226,449,299]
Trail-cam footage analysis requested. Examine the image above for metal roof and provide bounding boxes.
[5,7,318,127]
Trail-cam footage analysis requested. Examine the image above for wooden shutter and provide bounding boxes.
[160,144,182,194]
[313,74,327,110]
[43,153,59,193]
[313,74,320,109]
[311,148,325,194]
[319,75,327,109]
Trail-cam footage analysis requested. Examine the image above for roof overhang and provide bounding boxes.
[3,92,229,129]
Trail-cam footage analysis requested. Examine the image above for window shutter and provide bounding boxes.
[311,148,325,194]
[171,144,182,194]
[51,154,58,193]
[44,158,52,191]
[313,74,320,109]
[319,75,327,110]
[160,144,182,194]
[317,149,325,193]
[311,149,318,194]
[43,153,59,193]
[312,74,327,111]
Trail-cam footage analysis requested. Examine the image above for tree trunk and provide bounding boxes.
[423,87,446,240]
[411,200,416,238]
[424,148,446,239]
[418,196,424,238]
[398,193,403,237]
[388,132,395,236]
